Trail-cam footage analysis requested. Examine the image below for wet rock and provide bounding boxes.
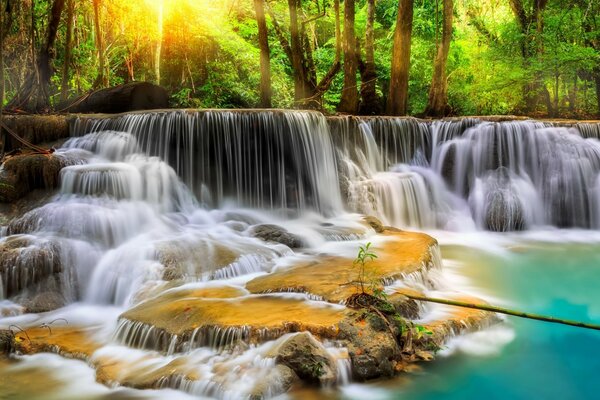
[251,224,305,249]
[269,333,336,386]
[484,190,526,232]
[247,231,438,303]
[0,236,63,298]
[475,168,527,232]
[0,330,15,356]
[0,152,83,202]
[338,317,399,381]
[362,216,385,233]
[0,115,70,151]
[20,290,67,314]
[118,290,348,352]
[249,365,298,399]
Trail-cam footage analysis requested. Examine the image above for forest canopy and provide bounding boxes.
[0,0,599,118]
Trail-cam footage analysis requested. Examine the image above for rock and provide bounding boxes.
[60,82,169,114]
[249,365,298,399]
[0,236,63,298]
[362,216,385,233]
[269,333,336,386]
[338,317,399,381]
[247,231,439,303]
[20,291,67,314]
[0,115,70,152]
[251,224,305,249]
[118,290,348,353]
[0,330,15,356]
[0,152,83,202]
[474,168,527,232]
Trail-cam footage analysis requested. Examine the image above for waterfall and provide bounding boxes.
[70,111,600,231]
[72,110,343,215]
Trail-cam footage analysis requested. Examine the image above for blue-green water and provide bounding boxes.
[387,236,600,400]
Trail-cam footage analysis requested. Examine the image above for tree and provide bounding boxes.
[359,0,381,115]
[155,0,163,85]
[5,0,66,111]
[509,0,552,114]
[93,0,108,88]
[387,0,414,115]
[338,0,358,113]
[288,0,313,105]
[424,0,453,117]
[60,0,75,102]
[254,0,271,108]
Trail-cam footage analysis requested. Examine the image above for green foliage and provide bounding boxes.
[1,0,598,116]
[353,242,378,294]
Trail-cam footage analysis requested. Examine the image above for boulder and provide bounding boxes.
[338,317,399,380]
[61,82,169,114]
[251,224,305,249]
[269,333,336,386]
[362,215,385,233]
[0,330,15,356]
[0,152,83,202]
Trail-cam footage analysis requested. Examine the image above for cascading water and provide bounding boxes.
[2,109,600,399]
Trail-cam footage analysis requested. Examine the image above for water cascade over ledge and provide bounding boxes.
[1,109,600,399]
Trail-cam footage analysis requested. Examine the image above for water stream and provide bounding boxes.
[1,110,599,399]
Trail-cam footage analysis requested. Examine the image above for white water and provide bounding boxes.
[1,110,599,398]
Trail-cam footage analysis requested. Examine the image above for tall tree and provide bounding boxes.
[92,0,108,88]
[60,0,75,102]
[155,0,163,85]
[288,0,313,105]
[6,0,65,111]
[254,0,271,108]
[338,0,358,113]
[359,0,381,115]
[387,0,414,115]
[424,0,453,117]
[509,0,551,114]
[0,0,5,110]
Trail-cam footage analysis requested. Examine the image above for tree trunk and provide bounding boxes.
[358,0,381,115]
[338,0,358,113]
[288,0,313,105]
[92,0,107,88]
[424,0,453,117]
[155,1,163,86]
[313,0,341,105]
[509,0,550,115]
[387,0,413,116]
[0,0,5,109]
[595,69,600,118]
[254,0,271,108]
[5,0,65,112]
[60,0,74,102]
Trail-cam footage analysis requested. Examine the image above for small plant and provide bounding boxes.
[413,324,433,340]
[353,242,378,294]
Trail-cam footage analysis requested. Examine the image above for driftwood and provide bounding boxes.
[59,82,169,114]
[404,293,600,331]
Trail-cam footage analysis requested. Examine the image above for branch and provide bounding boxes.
[404,293,600,331]
[265,1,293,62]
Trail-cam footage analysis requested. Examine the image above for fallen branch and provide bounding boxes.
[404,293,600,331]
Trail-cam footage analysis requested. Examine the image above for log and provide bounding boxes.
[404,293,600,331]
[60,82,169,114]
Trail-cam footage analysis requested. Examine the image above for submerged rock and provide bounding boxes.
[269,332,337,386]
[251,224,305,249]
